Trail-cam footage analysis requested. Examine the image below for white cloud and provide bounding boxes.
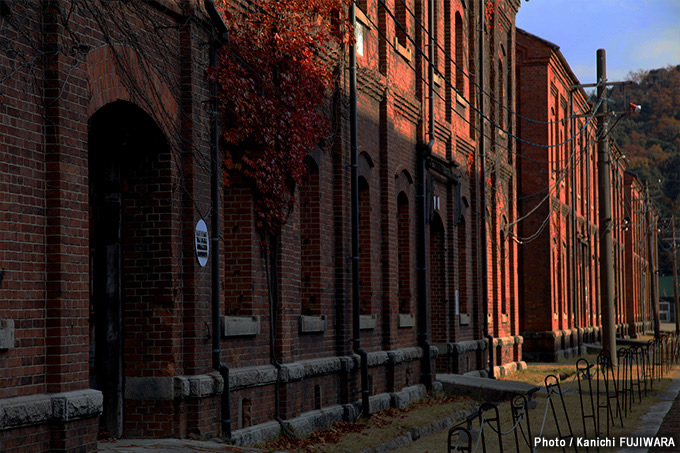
[631,28,680,67]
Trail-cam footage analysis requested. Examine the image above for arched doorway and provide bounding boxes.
[88,101,168,437]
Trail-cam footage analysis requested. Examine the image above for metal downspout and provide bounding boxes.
[416,0,435,390]
[350,3,370,417]
[479,0,494,378]
[205,0,231,439]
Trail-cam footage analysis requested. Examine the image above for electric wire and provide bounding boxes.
[389,0,597,125]
[356,0,645,242]
[505,114,600,243]
[376,0,604,150]
[359,2,603,166]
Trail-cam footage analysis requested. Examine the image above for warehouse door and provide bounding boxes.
[88,100,167,438]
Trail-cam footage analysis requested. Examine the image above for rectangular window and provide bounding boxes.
[395,0,408,48]
[356,21,365,56]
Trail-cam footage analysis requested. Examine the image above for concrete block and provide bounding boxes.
[0,319,14,350]
[438,374,539,401]
[0,389,103,430]
[0,394,52,429]
[359,314,376,330]
[288,406,344,438]
[230,365,276,390]
[389,384,426,410]
[174,376,190,398]
[366,351,389,367]
[51,389,103,421]
[231,420,280,446]
[339,355,358,373]
[387,349,405,365]
[390,390,411,409]
[302,357,341,376]
[298,315,327,334]
[187,372,223,398]
[369,393,391,413]
[400,347,422,362]
[404,384,427,403]
[343,403,359,422]
[398,313,415,328]
[280,363,305,382]
[221,316,260,337]
[449,340,479,355]
[125,377,175,400]
[432,381,443,393]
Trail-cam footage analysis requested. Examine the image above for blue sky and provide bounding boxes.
[516,0,680,83]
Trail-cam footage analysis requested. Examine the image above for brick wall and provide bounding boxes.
[0,0,529,449]
[515,29,601,360]
[516,28,651,361]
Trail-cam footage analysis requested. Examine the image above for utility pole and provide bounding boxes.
[672,217,679,334]
[596,49,617,366]
[646,183,660,338]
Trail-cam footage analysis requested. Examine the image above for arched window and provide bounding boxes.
[300,159,321,315]
[397,191,411,314]
[467,7,476,138]
[445,0,451,120]
[550,107,556,178]
[359,177,372,314]
[433,0,439,69]
[500,215,507,314]
[455,12,464,93]
[457,214,468,317]
[395,0,408,48]
[498,57,504,128]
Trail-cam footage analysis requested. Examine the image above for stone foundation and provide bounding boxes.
[522,328,600,362]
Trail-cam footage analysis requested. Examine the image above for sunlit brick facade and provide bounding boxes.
[516,29,655,361]
[624,171,656,337]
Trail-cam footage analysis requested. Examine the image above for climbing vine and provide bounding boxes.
[213,0,352,239]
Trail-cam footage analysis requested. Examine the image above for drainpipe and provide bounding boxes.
[479,0,494,378]
[205,0,231,440]
[415,0,435,391]
[349,3,370,417]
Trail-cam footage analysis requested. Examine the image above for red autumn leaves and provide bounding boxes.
[213,0,352,237]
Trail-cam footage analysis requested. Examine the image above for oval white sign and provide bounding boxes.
[195,219,209,267]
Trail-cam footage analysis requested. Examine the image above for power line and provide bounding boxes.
[376,0,603,150]
[357,1,604,234]
[390,0,596,126]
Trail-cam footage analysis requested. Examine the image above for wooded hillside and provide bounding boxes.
[611,65,680,274]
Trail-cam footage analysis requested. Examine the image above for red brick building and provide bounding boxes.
[624,171,656,337]
[515,29,655,361]
[0,1,218,450]
[515,29,599,361]
[0,0,526,451]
